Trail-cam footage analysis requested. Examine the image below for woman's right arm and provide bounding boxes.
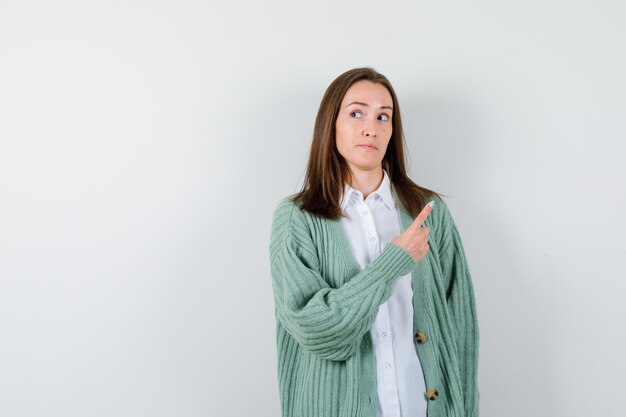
[269,200,417,362]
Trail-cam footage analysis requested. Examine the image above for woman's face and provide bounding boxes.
[335,80,393,174]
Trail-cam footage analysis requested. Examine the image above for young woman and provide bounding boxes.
[269,67,479,417]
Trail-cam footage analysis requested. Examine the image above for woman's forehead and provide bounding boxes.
[342,81,393,108]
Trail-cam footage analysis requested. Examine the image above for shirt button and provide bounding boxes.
[385,362,392,369]
[369,235,376,242]
[381,332,387,337]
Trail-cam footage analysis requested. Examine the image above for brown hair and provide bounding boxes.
[288,67,446,220]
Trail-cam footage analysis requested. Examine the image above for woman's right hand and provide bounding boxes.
[391,201,434,263]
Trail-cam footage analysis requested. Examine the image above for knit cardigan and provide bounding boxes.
[269,188,479,417]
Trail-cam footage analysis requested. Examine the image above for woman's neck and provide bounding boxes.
[348,167,384,201]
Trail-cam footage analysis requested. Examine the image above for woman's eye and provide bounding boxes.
[350,111,390,121]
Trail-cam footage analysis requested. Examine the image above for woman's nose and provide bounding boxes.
[363,118,378,137]
[363,129,377,137]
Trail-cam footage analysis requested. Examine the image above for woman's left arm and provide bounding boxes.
[438,201,480,417]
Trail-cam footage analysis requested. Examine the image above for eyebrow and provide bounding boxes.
[346,101,393,111]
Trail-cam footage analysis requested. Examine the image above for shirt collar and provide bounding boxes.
[340,168,396,212]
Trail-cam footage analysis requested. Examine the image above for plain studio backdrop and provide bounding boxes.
[1,0,625,416]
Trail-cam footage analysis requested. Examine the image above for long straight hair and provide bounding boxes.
[289,67,446,220]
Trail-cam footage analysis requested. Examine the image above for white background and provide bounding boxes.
[1,1,625,416]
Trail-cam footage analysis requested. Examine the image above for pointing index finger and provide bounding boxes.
[411,200,435,229]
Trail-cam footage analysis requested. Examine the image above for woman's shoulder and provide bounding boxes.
[269,196,319,262]
[430,194,454,225]
[427,195,463,253]
[399,193,453,229]
[405,193,455,250]
[272,195,305,223]
[270,195,312,238]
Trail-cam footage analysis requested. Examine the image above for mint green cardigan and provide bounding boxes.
[269,189,479,417]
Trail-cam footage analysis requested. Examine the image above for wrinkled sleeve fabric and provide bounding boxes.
[438,201,480,417]
[269,200,417,361]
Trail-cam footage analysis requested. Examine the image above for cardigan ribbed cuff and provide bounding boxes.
[370,242,417,283]
[329,241,418,307]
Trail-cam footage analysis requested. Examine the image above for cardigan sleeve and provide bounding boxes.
[269,200,417,362]
[439,202,480,417]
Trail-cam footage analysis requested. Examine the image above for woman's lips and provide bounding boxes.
[359,145,377,151]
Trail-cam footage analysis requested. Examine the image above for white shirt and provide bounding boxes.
[339,169,428,417]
